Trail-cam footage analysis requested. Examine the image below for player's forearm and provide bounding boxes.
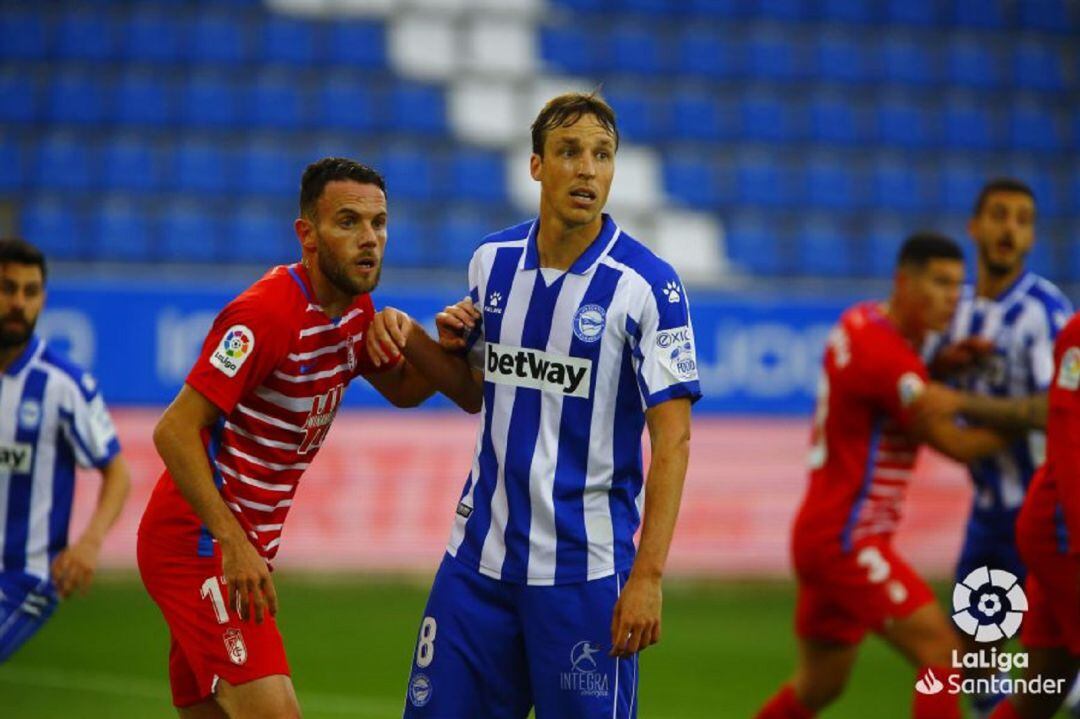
[632,430,690,580]
[958,392,1048,431]
[78,455,131,547]
[152,415,248,546]
[926,419,1010,464]
[403,322,483,413]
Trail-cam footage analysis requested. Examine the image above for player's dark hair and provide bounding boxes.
[972,177,1035,217]
[299,157,386,220]
[531,91,619,157]
[897,231,963,271]
[0,237,47,283]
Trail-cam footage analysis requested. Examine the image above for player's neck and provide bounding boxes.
[535,213,603,271]
[975,264,1025,300]
[882,301,925,349]
[0,341,29,374]
[302,258,355,318]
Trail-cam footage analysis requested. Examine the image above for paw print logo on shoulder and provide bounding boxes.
[485,291,504,315]
[662,281,682,304]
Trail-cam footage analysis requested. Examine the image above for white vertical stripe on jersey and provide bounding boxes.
[0,376,18,566]
[24,378,60,579]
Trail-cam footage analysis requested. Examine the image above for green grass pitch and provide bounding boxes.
[0,573,1069,718]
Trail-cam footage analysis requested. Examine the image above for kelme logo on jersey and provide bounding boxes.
[1058,346,1080,390]
[485,291,504,315]
[561,640,609,698]
[485,343,591,398]
[210,324,254,378]
[573,304,606,343]
[0,442,33,473]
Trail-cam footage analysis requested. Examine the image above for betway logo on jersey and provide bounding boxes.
[485,343,591,398]
[0,442,33,473]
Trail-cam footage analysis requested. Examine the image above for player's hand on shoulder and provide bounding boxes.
[219,535,278,624]
[930,337,994,378]
[367,306,414,367]
[609,573,662,658]
[435,296,481,353]
[50,538,101,598]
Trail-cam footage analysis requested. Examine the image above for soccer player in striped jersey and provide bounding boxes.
[138,158,478,719]
[0,237,131,663]
[921,178,1073,716]
[756,234,1013,719]
[384,92,700,718]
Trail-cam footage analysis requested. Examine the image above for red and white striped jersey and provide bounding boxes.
[140,262,397,561]
[793,302,928,554]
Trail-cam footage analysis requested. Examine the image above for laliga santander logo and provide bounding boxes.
[915,668,945,696]
[223,328,252,360]
[951,566,1027,643]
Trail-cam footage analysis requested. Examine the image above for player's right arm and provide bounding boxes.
[153,385,277,623]
[910,401,1013,464]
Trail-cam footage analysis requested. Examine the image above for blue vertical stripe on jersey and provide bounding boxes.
[286,264,313,302]
[610,344,646,571]
[501,271,566,581]
[3,369,48,573]
[46,439,76,567]
[842,416,883,552]
[459,246,525,570]
[968,305,986,337]
[1053,503,1069,555]
[553,264,623,583]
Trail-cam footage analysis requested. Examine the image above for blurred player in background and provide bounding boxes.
[137,158,478,719]
[375,92,700,718]
[756,234,1012,719]
[987,310,1080,719]
[0,237,131,663]
[923,178,1072,716]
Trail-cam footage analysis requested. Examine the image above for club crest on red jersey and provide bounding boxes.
[298,384,344,454]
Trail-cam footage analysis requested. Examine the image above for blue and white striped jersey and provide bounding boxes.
[0,336,120,585]
[447,215,702,585]
[927,272,1072,517]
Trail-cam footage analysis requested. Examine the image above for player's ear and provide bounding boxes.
[530,153,542,182]
[294,217,316,251]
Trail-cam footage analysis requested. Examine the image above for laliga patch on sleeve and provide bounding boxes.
[897,371,926,408]
[1057,347,1080,391]
[656,326,698,382]
[210,325,255,378]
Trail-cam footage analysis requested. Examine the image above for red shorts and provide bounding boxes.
[136,533,290,707]
[794,539,936,645]
[1017,495,1080,655]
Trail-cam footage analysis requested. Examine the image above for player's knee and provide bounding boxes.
[792,669,848,710]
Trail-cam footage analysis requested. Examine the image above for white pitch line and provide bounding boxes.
[0,665,403,717]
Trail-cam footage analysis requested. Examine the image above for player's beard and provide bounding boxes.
[316,235,381,296]
[979,231,1027,278]
[0,311,36,349]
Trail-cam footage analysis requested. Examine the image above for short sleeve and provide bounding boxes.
[464,250,485,371]
[632,273,702,408]
[61,372,121,469]
[858,332,929,431]
[185,296,291,414]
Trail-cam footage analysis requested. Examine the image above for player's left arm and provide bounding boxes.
[51,454,131,598]
[610,397,691,658]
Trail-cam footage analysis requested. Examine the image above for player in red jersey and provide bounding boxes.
[138,158,478,719]
[989,312,1080,719]
[756,233,1012,719]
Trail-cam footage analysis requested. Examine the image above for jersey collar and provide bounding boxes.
[995,270,1034,305]
[3,335,42,376]
[520,214,620,276]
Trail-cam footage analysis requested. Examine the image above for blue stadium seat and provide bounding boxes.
[540,25,598,75]
[623,0,674,15]
[99,137,161,193]
[247,72,306,129]
[814,34,870,84]
[941,162,984,212]
[805,159,858,211]
[879,37,937,86]
[0,137,23,191]
[1019,0,1072,32]
[663,154,721,209]
[55,10,116,61]
[610,24,664,76]
[87,200,152,261]
[951,0,1006,27]
[114,71,172,126]
[548,0,609,12]
[943,100,997,150]
[808,94,859,145]
[34,134,95,191]
[181,73,240,128]
[0,11,49,60]
[604,87,665,141]
[327,21,385,68]
[47,69,108,125]
[818,0,877,24]
[754,0,806,22]
[870,159,927,212]
[223,203,296,264]
[675,28,740,79]
[735,155,791,207]
[1012,42,1065,92]
[238,143,301,197]
[745,31,800,81]
[175,140,235,194]
[885,0,938,26]
[380,147,435,201]
[159,204,221,262]
[259,16,319,65]
[739,94,797,142]
[685,0,741,18]
[1069,221,1080,280]
[389,82,446,135]
[1009,107,1062,152]
[1018,169,1061,217]
[875,99,938,149]
[440,210,491,268]
[318,76,380,131]
[1026,229,1054,278]
[671,89,726,141]
[799,220,854,276]
[445,148,507,203]
[190,12,248,65]
[0,71,38,124]
[22,197,85,260]
[865,217,905,277]
[724,213,784,276]
[946,38,1001,89]
[382,212,427,268]
[123,9,186,63]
